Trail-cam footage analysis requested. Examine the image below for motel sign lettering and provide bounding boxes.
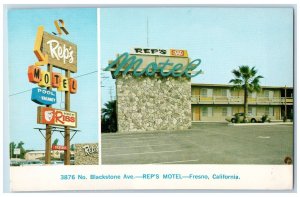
[82,144,98,156]
[131,48,188,57]
[37,106,77,128]
[105,52,203,78]
[28,65,77,93]
[31,87,57,105]
[47,39,74,64]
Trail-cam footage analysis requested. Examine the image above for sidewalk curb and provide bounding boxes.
[228,122,293,126]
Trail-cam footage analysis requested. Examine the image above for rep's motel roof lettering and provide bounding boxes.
[105,49,203,79]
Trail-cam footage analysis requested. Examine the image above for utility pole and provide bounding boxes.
[64,70,71,165]
[109,86,113,101]
[45,64,52,164]
[284,85,287,120]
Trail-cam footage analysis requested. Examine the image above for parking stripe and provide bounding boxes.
[101,139,173,145]
[102,143,175,150]
[152,159,199,164]
[103,136,158,141]
[103,150,184,157]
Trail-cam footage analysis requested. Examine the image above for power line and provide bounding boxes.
[73,70,98,79]
[9,70,98,97]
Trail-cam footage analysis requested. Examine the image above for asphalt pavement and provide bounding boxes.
[101,123,293,165]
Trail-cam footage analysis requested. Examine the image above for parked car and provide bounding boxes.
[225,113,262,123]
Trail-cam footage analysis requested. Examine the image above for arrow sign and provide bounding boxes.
[33,26,49,66]
[31,87,57,105]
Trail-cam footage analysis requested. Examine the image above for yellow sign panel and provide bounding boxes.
[58,76,69,92]
[38,71,51,87]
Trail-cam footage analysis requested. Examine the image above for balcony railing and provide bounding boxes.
[191,95,293,105]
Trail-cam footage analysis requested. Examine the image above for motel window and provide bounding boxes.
[202,107,213,117]
[201,89,207,97]
[202,107,208,116]
[221,89,231,97]
[264,90,274,99]
[227,107,232,116]
[207,89,213,97]
[265,107,274,116]
[249,107,256,116]
[249,107,252,115]
[222,107,227,116]
[264,90,269,98]
[221,89,227,97]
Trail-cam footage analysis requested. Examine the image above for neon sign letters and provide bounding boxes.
[105,52,203,78]
[47,39,74,64]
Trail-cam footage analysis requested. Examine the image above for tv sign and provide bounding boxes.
[31,87,57,105]
[37,106,77,128]
[52,145,67,150]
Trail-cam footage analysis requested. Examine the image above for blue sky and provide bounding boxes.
[8,8,98,150]
[100,7,294,105]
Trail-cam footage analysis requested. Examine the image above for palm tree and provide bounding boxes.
[101,100,117,132]
[229,65,263,122]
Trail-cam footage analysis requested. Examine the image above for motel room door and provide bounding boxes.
[192,106,200,121]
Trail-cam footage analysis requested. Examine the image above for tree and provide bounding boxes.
[101,100,117,132]
[9,142,16,158]
[52,138,59,146]
[71,144,75,151]
[16,141,26,159]
[229,65,263,121]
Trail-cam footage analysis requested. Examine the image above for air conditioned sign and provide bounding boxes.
[31,87,57,105]
[37,106,77,128]
[130,48,188,57]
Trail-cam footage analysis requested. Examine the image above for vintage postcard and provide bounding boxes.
[5,5,294,192]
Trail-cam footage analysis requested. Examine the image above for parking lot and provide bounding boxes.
[101,123,293,165]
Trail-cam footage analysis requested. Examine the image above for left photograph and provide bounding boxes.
[8,8,99,165]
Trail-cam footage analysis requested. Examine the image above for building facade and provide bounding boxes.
[107,49,195,132]
[24,150,75,161]
[191,83,293,122]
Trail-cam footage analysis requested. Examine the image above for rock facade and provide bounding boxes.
[74,143,99,165]
[116,73,191,132]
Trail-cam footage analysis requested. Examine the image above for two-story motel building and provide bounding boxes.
[191,83,293,122]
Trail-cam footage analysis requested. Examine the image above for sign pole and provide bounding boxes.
[64,70,71,165]
[45,64,53,164]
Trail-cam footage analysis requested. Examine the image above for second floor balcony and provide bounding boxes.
[191,95,293,105]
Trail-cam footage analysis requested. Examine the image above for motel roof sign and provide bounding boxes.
[105,48,203,79]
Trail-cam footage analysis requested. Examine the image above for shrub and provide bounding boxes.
[261,115,269,123]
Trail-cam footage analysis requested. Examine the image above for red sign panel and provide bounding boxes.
[52,145,67,150]
[170,49,186,57]
[37,107,77,128]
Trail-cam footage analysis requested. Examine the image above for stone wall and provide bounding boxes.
[116,73,191,132]
[74,143,99,165]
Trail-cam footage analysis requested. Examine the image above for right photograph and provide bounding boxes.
[100,7,294,165]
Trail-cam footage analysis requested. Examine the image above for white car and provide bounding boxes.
[225,113,262,123]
